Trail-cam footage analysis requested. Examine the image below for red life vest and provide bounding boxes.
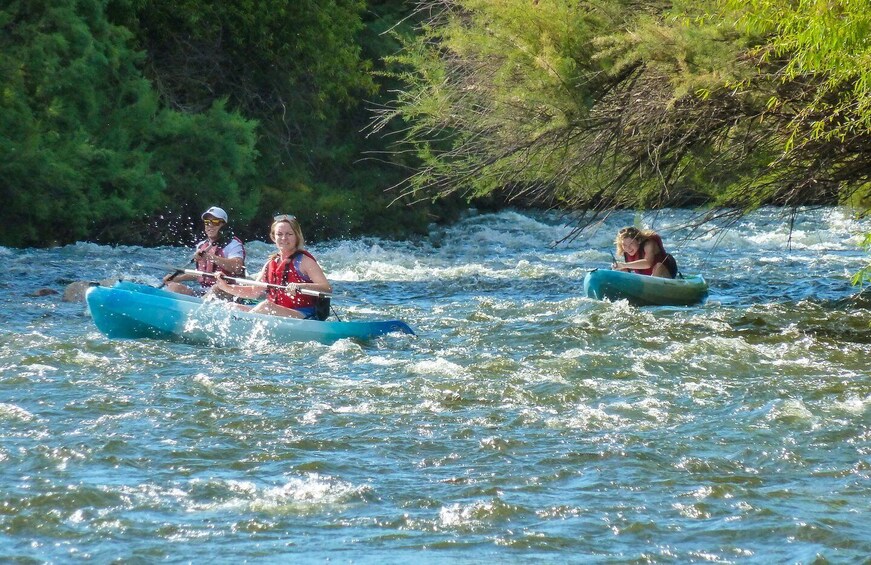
[264,250,318,309]
[196,236,246,287]
[624,234,667,276]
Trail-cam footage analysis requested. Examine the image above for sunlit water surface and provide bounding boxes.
[1,208,869,562]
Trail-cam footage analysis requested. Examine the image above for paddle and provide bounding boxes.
[157,248,208,289]
[158,259,193,288]
[175,268,332,298]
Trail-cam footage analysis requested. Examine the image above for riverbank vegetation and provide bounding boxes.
[376,0,870,211]
[1,0,463,247]
[374,0,871,284]
[1,0,870,285]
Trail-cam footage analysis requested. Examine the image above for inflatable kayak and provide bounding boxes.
[583,269,708,306]
[86,281,415,346]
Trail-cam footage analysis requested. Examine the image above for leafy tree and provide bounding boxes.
[718,0,871,212]
[374,0,871,227]
[371,0,736,219]
[0,0,164,246]
[110,1,361,237]
[0,0,263,247]
[111,0,465,243]
[144,100,259,245]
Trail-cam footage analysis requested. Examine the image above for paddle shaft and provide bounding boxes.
[180,268,331,298]
[159,257,196,288]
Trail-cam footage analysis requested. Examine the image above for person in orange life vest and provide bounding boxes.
[611,226,678,279]
[213,214,331,319]
[163,206,246,296]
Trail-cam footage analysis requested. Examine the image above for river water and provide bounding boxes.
[1,207,869,562]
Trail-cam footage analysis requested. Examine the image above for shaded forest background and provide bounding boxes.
[1,0,870,284]
[1,0,467,247]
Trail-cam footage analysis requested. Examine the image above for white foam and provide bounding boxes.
[195,474,373,514]
[0,403,35,422]
[409,358,468,379]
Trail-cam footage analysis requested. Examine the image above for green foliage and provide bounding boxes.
[374,0,628,205]
[147,100,259,244]
[0,0,469,248]
[720,0,871,279]
[851,232,871,289]
[108,0,452,245]
[0,0,268,247]
[0,0,164,246]
[110,0,377,178]
[8,0,866,255]
[374,0,772,211]
[723,0,871,147]
[377,0,871,228]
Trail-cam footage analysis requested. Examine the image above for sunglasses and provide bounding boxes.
[203,218,224,226]
[273,214,296,222]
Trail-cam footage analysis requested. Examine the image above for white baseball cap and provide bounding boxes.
[201,206,228,222]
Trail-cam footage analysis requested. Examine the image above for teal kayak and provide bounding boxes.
[86,281,415,346]
[583,269,708,306]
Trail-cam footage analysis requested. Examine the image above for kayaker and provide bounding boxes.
[214,214,332,319]
[611,226,677,278]
[163,206,247,296]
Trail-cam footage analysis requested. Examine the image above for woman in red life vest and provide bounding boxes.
[214,214,332,319]
[611,226,678,278]
[163,206,246,296]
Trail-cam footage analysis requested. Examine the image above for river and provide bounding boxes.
[1,207,869,562]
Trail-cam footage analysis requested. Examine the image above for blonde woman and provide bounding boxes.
[612,226,677,278]
[215,214,331,318]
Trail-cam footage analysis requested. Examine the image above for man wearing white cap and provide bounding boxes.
[163,206,247,296]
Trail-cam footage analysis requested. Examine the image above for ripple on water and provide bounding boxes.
[1,208,870,562]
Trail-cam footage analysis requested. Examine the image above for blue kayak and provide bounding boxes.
[86,281,415,346]
[583,269,708,306]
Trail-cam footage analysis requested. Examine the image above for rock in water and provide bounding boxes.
[63,278,120,302]
[62,281,95,302]
[31,288,60,297]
